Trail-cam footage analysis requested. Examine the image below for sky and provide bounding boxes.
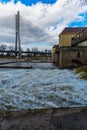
[0,0,87,51]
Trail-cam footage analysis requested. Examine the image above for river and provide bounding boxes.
[0,62,87,110]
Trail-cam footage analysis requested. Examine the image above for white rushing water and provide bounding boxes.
[0,63,87,110]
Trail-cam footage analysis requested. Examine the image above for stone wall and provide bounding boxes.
[52,46,87,68]
[60,46,87,68]
[52,52,60,65]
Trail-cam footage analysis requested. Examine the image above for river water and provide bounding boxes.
[0,63,87,110]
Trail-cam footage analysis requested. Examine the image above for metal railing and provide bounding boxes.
[71,29,87,46]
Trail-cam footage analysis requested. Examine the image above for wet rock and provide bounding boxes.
[75,66,87,80]
[12,85,18,89]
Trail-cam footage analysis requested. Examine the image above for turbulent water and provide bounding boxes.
[0,63,87,110]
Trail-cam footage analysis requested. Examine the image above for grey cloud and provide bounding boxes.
[0,0,87,49]
[0,15,51,46]
[0,15,15,45]
[20,17,51,44]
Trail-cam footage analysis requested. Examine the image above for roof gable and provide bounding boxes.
[60,27,87,35]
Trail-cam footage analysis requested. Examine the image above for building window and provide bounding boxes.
[77,52,80,58]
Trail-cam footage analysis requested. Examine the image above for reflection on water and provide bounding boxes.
[0,63,87,110]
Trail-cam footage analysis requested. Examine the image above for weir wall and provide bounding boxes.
[52,46,87,68]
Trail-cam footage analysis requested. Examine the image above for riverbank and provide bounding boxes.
[0,55,52,61]
[0,107,87,129]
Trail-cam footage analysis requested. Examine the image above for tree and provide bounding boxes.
[0,44,7,55]
[31,47,38,52]
[0,44,7,51]
[8,46,14,51]
[31,47,38,57]
[8,46,15,56]
[26,48,30,56]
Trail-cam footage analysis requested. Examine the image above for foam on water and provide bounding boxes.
[0,63,87,110]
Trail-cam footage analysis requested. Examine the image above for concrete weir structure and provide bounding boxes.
[59,46,87,68]
[1,107,87,129]
[52,27,87,68]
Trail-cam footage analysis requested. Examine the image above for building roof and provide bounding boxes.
[60,27,87,35]
[52,45,59,52]
[52,45,59,48]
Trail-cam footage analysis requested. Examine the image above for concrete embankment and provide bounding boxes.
[0,107,87,129]
[0,59,52,69]
[0,60,33,69]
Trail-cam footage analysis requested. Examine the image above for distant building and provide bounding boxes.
[52,27,87,68]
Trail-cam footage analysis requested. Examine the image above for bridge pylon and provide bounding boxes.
[15,11,21,57]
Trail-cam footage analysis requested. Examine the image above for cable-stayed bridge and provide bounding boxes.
[0,11,51,57]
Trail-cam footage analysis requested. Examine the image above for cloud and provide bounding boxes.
[0,0,87,50]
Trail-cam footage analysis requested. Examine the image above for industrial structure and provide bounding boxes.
[52,27,87,68]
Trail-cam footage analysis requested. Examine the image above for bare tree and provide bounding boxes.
[0,44,7,55]
[8,46,15,56]
[31,47,38,52]
[8,46,14,51]
[27,48,30,56]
